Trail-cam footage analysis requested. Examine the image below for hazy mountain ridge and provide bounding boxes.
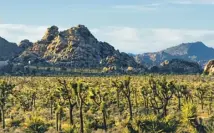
[134,42,214,67]
[0,37,22,60]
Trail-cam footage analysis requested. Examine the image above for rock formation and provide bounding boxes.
[17,25,138,68]
[150,59,201,74]
[204,60,214,75]
[19,39,33,50]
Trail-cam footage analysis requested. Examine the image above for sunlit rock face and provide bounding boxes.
[204,60,214,75]
[17,25,138,68]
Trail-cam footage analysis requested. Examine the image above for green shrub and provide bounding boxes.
[62,123,78,133]
[24,117,49,133]
[9,118,23,127]
[129,115,178,133]
[205,116,214,133]
[178,102,198,133]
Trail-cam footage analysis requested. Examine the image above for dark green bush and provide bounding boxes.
[24,117,49,133]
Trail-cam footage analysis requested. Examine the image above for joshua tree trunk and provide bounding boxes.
[117,90,120,108]
[127,97,133,120]
[1,106,5,129]
[178,97,181,110]
[2,106,5,129]
[163,100,169,116]
[69,105,73,125]
[80,100,84,133]
[143,97,149,114]
[209,97,213,114]
[56,112,59,131]
[33,97,36,109]
[134,89,138,110]
[69,102,76,126]
[146,99,149,114]
[102,110,107,131]
[50,99,53,119]
[59,109,62,132]
[0,110,2,123]
[201,99,204,110]
[2,111,5,129]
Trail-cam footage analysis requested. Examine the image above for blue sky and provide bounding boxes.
[0,0,214,53]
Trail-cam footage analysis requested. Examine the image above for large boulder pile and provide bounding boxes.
[204,60,214,75]
[16,25,139,69]
[19,39,33,50]
[150,59,201,74]
[160,59,201,74]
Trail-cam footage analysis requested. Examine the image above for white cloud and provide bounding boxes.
[0,24,214,54]
[112,4,160,11]
[169,0,214,5]
[112,0,214,11]
[0,24,47,44]
[91,27,214,53]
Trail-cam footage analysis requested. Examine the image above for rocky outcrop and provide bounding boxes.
[42,26,59,41]
[204,60,214,75]
[29,26,59,57]
[17,25,139,68]
[43,25,116,67]
[150,59,201,74]
[135,51,174,67]
[19,39,33,50]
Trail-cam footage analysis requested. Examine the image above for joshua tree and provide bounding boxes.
[181,102,206,133]
[55,97,64,132]
[111,80,122,109]
[117,77,133,120]
[141,86,150,114]
[181,86,193,103]
[148,77,163,115]
[158,79,175,116]
[207,87,214,114]
[27,82,37,110]
[148,77,175,116]
[90,87,108,131]
[195,85,207,110]
[58,80,77,126]
[72,81,88,133]
[0,81,15,129]
[45,85,55,120]
[175,84,187,110]
[133,84,139,111]
[43,83,63,121]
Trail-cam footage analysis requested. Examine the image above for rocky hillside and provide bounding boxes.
[135,42,214,67]
[16,25,138,68]
[0,37,22,60]
[150,59,201,74]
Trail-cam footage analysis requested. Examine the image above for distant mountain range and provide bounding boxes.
[134,42,214,67]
